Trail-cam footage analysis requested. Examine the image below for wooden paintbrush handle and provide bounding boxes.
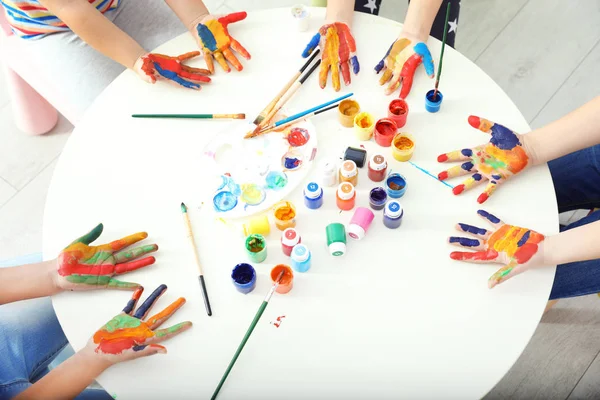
[254,72,300,125]
[264,82,301,125]
[183,217,204,275]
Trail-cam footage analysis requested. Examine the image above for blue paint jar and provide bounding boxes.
[386,173,407,198]
[290,244,311,273]
[383,201,404,229]
[425,89,443,113]
[369,187,387,210]
[303,181,323,209]
[231,263,256,294]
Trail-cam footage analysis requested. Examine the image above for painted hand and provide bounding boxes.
[302,22,359,91]
[437,116,531,204]
[194,12,251,73]
[84,285,192,364]
[135,52,211,90]
[56,224,158,290]
[375,34,434,97]
[449,210,545,288]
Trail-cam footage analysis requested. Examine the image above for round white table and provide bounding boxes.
[44,8,558,399]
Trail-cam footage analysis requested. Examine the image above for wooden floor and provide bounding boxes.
[0,0,599,397]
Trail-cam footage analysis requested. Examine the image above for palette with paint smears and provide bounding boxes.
[202,119,318,218]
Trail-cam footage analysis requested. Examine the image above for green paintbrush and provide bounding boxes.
[131,113,245,119]
[433,2,452,100]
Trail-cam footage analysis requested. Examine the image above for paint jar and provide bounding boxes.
[231,263,256,294]
[321,159,338,187]
[391,133,415,162]
[303,181,323,209]
[273,201,296,231]
[336,182,356,211]
[291,4,309,32]
[388,99,409,128]
[368,154,387,182]
[386,173,407,198]
[369,187,387,210]
[281,228,301,257]
[343,146,367,168]
[338,99,360,127]
[353,111,375,141]
[383,201,404,229]
[348,207,375,240]
[425,89,443,113]
[242,215,271,237]
[271,264,294,294]
[339,160,358,186]
[326,223,347,256]
[291,244,312,273]
[374,118,398,147]
[245,234,267,263]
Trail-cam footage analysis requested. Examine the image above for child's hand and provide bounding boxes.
[193,12,251,73]
[449,210,545,288]
[437,116,532,204]
[302,22,359,92]
[375,33,434,98]
[135,52,211,90]
[56,224,158,291]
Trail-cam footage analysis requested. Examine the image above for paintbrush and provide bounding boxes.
[252,49,321,127]
[180,202,212,316]
[252,103,339,137]
[433,2,452,100]
[211,271,285,400]
[132,113,245,119]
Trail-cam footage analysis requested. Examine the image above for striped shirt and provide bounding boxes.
[0,0,120,39]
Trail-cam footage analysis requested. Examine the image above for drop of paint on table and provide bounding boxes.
[266,171,288,190]
[287,128,310,147]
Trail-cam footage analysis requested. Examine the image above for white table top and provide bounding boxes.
[44,8,558,399]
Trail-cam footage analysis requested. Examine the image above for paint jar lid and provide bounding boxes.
[281,228,301,246]
[337,182,355,200]
[291,244,310,262]
[340,160,358,178]
[385,201,404,218]
[369,154,387,171]
[328,241,346,257]
[304,182,322,199]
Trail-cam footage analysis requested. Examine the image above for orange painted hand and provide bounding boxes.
[449,210,545,288]
[135,52,211,90]
[194,12,251,73]
[302,22,359,91]
[437,116,533,204]
[56,224,158,291]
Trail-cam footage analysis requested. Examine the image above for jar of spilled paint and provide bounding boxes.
[245,234,267,263]
[348,207,375,240]
[368,154,387,182]
[336,182,356,211]
[326,223,347,256]
[231,263,256,294]
[338,99,360,128]
[343,146,367,168]
[369,187,387,210]
[388,98,409,128]
[281,228,301,257]
[291,244,311,272]
[271,264,294,294]
[303,181,323,209]
[321,159,338,187]
[242,214,270,237]
[383,200,404,229]
[391,133,415,162]
[339,160,358,186]
[353,111,375,141]
[374,118,398,147]
[386,173,407,198]
[425,89,443,113]
[273,201,296,231]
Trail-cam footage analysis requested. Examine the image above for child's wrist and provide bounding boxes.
[188,12,211,33]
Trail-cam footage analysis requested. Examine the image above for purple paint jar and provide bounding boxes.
[383,201,404,229]
[369,187,387,210]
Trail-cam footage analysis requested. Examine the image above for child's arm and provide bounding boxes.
[401,0,445,41]
[543,219,600,267]
[0,260,61,304]
[325,0,355,26]
[163,0,210,32]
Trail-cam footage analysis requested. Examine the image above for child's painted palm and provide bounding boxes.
[449,210,545,288]
[302,22,359,92]
[57,224,158,290]
[88,285,192,364]
[195,12,251,73]
[437,116,531,204]
[138,52,211,90]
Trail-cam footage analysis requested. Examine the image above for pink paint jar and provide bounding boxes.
[348,207,375,240]
[281,228,301,256]
[374,118,397,147]
[388,99,409,128]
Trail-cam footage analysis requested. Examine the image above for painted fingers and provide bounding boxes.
[376,39,433,97]
[196,13,250,73]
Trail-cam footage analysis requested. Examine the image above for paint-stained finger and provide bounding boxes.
[203,51,215,74]
[146,298,186,330]
[384,68,402,95]
[100,232,148,253]
[230,38,251,59]
[214,51,230,72]
[319,59,330,89]
[114,245,158,264]
[437,148,474,163]
[467,115,509,136]
[477,181,500,204]
[181,64,211,77]
[350,55,360,75]
[454,223,490,239]
[179,70,211,83]
[398,66,415,99]
[114,256,156,274]
[340,61,351,86]
[375,41,394,73]
[331,60,341,91]
[123,287,144,315]
[302,32,321,58]
[488,262,522,289]
[106,278,141,290]
[477,209,504,228]
[438,161,475,181]
[449,249,499,263]
[177,51,201,61]
[147,321,193,344]
[448,237,486,251]
[219,11,247,25]
[72,223,104,246]
[133,284,167,320]
[413,42,434,77]
[452,173,485,196]
[222,48,243,71]
[129,344,167,360]
[378,68,393,85]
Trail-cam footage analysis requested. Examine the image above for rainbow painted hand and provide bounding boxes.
[136,52,211,90]
[57,224,157,291]
[302,22,359,91]
[449,210,545,288]
[86,285,192,364]
[375,35,434,97]
[194,12,251,73]
[437,116,531,204]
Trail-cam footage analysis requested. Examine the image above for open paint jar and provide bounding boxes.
[425,89,443,113]
[374,118,397,147]
[231,263,257,294]
[388,99,409,128]
[391,133,415,162]
[386,173,407,198]
[245,234,267,263]
[369,187,387,210]
[271,264,294,294]
[338,99,360,127]
[273,201,296,231]
[353,112,375,141]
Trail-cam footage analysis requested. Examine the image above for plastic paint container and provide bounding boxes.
[291,4,309,32]
[353,111,375,141]
[231,263,256,294]
[273,201,296,231]
[391,133,415,162]
[303,181,324,209]
[343,146,367,168]
[338,99,360,127]
[281,228,301,257]
[271,264,294,294]
[369,187,387,210]
[388,98,409,128]
[242,215,271,237]
[321,159,338,187]
[374,118,398,147]
[425,89,443,113]
[383,201,404,229]
[339,160,358,186]
[291,244,311,272]
[326,223,347,256]
[368,154,387,182]
[348,207,375,240]
[386,173,407,198]
[245,234,267,263]
[336,182,356,211]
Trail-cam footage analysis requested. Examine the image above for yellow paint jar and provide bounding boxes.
[338,99,360,128]
[242,215,271,237]
[353,112,375,141]
[391,133,415,162]
[273,201,297,231]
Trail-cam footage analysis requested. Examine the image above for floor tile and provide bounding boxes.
[568,350,600,399]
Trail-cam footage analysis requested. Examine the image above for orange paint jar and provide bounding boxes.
[271,264,294,294]
[339,160,358,187]
[336,182,356,211]
[273,201,297,231]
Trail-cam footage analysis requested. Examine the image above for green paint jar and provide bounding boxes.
[325,223,347,256]
[245,234,267,263]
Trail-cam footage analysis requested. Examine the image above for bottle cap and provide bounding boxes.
[337,182,355,200]
[304,182,322,199]
[340,160,357,178]
[347,224,366,240]
[291,244,310,262]
[385,201,404,219]
[328,241,346,257]
[369,154,387,171]
[281,228,301,247]
[322,160,337,175]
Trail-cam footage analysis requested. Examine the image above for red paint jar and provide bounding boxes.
[374,118,397,147]
[368,154,387,182]
[281,228,301,256]
[388,99,409,128]
[336,182,356,211]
